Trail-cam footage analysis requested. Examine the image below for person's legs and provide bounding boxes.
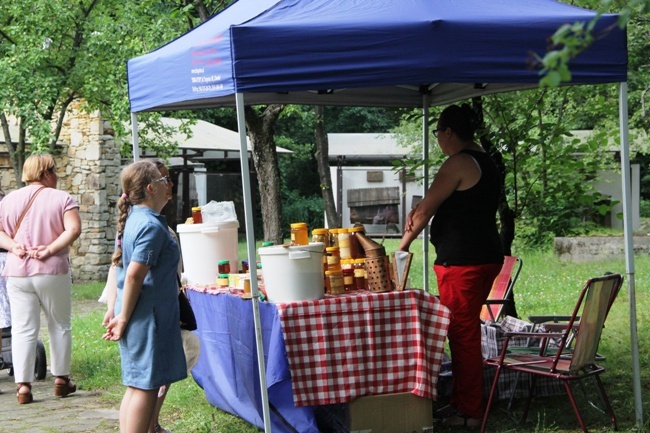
[6,276,40,384]
[121,386,158,433]
[35,274,72,377]
[150,384,171,433]
[435,263,502,420]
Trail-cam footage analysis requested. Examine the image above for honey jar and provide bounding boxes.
[191,206,202,224]
[218,259,230,274]
[290,222,309,245]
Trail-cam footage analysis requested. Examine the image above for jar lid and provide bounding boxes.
[218,259,230,265]
[325,269,343,276]
[338,228,349,233]
[348,226,365,233]
[325,246,340,252]
[262,241,275,247]
[290,222,308,229]
[217,273,229,278]
[312,228,328,235]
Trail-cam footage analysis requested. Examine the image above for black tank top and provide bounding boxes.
[429,149,504,266]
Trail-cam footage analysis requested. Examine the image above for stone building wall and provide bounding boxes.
[1,102,120,283]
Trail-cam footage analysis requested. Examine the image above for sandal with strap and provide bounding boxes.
[54,376,77,397]
[16,383,33,404]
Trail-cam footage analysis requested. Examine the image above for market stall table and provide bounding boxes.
[187,287,450,433]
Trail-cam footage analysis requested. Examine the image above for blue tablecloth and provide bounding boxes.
[188,290,321,433]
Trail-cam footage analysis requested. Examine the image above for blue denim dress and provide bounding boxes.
[115,206,186,389]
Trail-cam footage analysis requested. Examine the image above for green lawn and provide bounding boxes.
[70,241,650,432]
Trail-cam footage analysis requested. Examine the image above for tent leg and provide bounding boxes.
[131,113,141,161]
[618,82,643,428]
[421,94,430,291]
[235,92,273,433]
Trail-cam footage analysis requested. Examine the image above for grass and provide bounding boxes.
[67,240,650,433]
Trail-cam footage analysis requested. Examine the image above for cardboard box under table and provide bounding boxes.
[187,287,450,433]
[349,392,434,433]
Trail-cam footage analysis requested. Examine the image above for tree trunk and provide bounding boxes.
[313,106,339,228]
[244,105,286,245]
[1,113,26,187]
[472,97,515,255]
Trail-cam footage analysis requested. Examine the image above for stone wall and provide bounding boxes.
[554,236,650,263]
[1,102,121,283]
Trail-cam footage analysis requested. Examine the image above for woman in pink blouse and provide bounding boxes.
[0,154,81,404]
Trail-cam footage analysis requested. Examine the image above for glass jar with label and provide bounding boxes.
[290,222,309,245]
[311,228,329,246]
[328,228,340,248]
[342,267,355,292]
[325,246,341,271]
[338,228,351,260]
[348,226,365,259]
[325,269,345,295]
[218,259,230,274]
[217,273,229,287]
[191,206,202,224]
[353,259,366,290]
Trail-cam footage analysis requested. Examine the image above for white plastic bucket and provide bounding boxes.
[176,221,239,286]
[258,242,325,303]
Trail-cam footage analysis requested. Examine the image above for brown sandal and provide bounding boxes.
[16,383,33,404]
[54,376,77,397]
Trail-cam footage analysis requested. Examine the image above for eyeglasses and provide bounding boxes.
[154,176,171,185]
[436,127,447,133]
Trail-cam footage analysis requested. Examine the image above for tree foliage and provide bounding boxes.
[0,0,232,184]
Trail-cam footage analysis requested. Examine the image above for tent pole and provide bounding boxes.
[235,92,273,433]
[131,113,140,161]
[619,82,643,427]
[422,95,430,291]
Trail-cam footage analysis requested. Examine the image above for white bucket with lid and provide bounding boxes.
[258,242,325,303]
[176,221,239,286]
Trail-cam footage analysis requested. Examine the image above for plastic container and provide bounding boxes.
[176,221,239,286]
[290,222,309,245]
[258,242,325,303]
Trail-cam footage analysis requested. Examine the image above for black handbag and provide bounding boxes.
[178,275,197,331]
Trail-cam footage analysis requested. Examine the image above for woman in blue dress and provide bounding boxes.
[103,160,186,433]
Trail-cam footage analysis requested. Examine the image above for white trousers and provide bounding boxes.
[7,274,72,383]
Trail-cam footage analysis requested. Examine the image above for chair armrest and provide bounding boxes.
[528,315,580,324]
[503,331,567,339]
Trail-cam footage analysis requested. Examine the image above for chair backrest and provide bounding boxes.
[568,273,623,371]
[480,256,523,322]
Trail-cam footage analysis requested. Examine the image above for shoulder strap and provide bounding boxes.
[13,186,46,239]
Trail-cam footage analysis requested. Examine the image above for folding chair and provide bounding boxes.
[481,273,623,433]
[526,271,623,361]
[480,256,522,323]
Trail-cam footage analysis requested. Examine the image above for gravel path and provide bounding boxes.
[0,299,120,433]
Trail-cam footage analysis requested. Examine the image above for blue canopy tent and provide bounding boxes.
[127,0,639,431]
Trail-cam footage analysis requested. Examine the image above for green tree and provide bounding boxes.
[0,0,231,185]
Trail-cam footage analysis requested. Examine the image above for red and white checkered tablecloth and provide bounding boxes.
[276,289,450,407]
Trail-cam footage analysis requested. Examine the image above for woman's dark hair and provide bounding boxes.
[438,103,480,141]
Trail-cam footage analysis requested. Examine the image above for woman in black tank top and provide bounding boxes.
[398,104,504,426]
